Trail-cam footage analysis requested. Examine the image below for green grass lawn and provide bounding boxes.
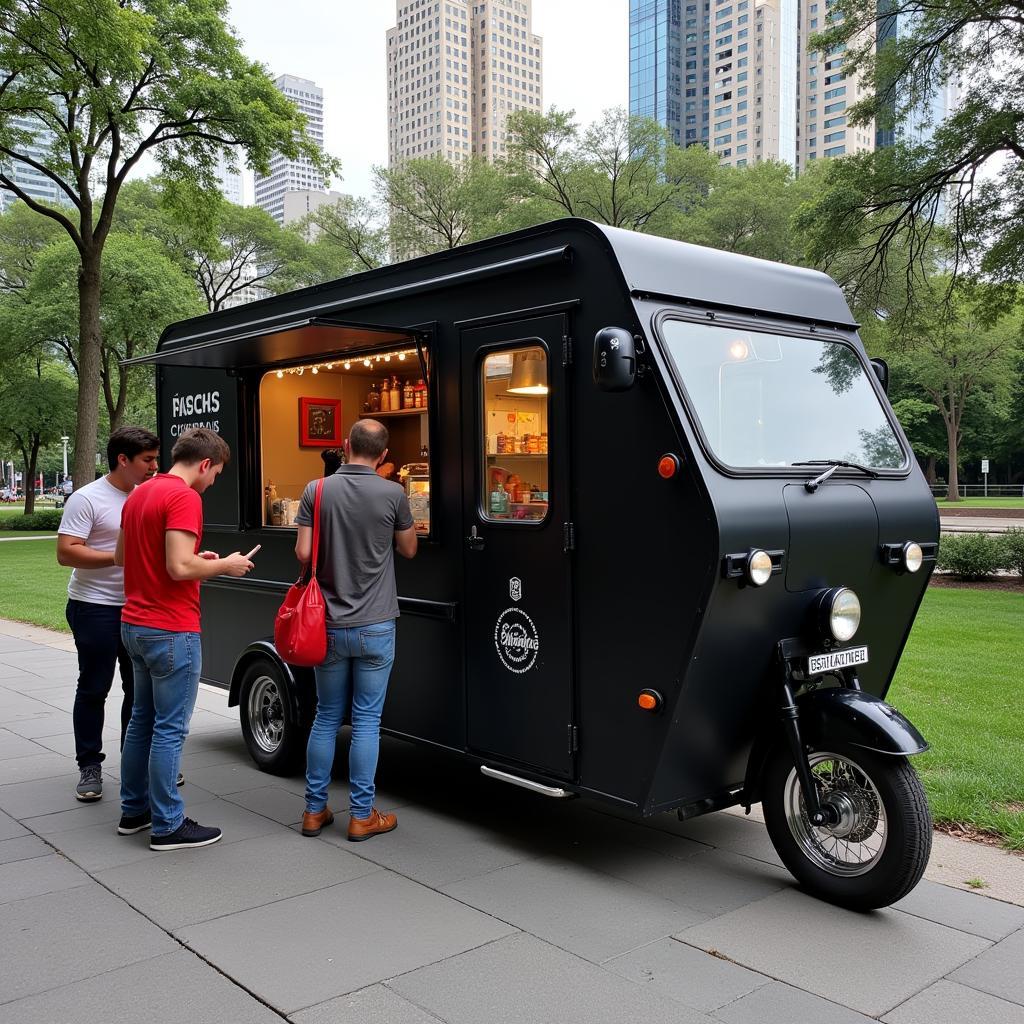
[888,587,1024,850]
[0,539,1020,846]
[0,536,70,632]
[0,531,57,539]
[935,497,1024,509]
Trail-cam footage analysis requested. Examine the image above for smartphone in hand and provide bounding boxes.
[244,544,262,559]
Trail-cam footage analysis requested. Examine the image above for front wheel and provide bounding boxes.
[762,741,932,910]
[238,658,311,776]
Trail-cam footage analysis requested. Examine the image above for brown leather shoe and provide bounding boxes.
[347,807,397,842]
[301,806,334,837]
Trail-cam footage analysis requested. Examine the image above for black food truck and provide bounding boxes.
[130,219,939,910]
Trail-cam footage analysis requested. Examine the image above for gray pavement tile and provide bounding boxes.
[178,760,283,795]
[442,854,709,964]
[0,638,38,654]
[894,879,1024,941]
[0,885,176,1003]
[883,978,1024,1024]
[178,870,516,1013]
[0,751,76,785]
[604,936,769,1013]
[679,889,991,1017]
[0,808,28,840]
[671,809,786,867]
[223,785,305,825]
[180,744,251,770]
[307,803,542,887]
[0,948,284,1024]
[97,830,379,929]
[712,981,876,1024]
[0,773,89,817]
[26,731,83,758]
[290,984,445,1024]
[0,650,77,670]
[0,728,52,760]
[0,834,52,864]
[390,931,712,1024]
[186,710,242,733]
[3,710,73,738]
[948,925,1024,1006]
[0,851,90,904]
[17,683,75,706]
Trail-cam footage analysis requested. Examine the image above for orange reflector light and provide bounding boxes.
[638,693,657,710]
[657,454,679,479]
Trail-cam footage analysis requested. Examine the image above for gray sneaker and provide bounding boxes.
[76,764,102,802]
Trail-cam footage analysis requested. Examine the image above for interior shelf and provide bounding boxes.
[359,408,427,418]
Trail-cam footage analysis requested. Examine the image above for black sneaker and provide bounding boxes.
[117,810,152,835]
[150,817,222,852]
[176,772,185,787]
[76,764,103,802]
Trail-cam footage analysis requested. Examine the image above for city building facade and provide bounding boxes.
[0,115,68,212]
[254,74,326,224]
[386,0,543,167]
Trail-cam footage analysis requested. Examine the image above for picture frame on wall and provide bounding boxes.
[299,396,342,447]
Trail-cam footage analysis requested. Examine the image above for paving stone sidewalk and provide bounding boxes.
[2,619,1023,1023]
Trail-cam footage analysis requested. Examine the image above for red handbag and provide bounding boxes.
[274,478,328,666]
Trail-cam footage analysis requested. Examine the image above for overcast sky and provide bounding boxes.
[225,0,629,202]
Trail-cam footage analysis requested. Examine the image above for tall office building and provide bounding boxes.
[254,74,326,224]
[0,115,68,212]
[386,0,543,167]
[212,152,244,205]
[630,0,797,168]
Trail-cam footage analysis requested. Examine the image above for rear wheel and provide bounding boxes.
[238,658,311,776]
[762,741,931,910]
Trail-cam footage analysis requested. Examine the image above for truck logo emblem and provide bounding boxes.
[494,607,540,674]
[609,337,620,350]
[509,577,522,601]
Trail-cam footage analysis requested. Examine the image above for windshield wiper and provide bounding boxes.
[794,460,880,493]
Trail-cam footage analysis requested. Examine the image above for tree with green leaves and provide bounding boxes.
[0,353,76,513]
[0,0,331,486]
[305,195,389,275]
[799,0,1024,310]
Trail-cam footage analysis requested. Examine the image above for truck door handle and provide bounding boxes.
[466,525,485,551]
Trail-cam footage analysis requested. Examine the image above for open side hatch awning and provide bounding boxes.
[123,316,420,370]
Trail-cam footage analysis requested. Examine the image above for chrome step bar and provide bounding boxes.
[480,765,572,798]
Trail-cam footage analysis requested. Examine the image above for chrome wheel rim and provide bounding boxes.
[784,751,886,877]
[247,675,285,753]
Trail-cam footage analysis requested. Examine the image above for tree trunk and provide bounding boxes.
[925,455,936,484]
[73,249,103,488]
[24,440,40,515]
[944,417,960,502]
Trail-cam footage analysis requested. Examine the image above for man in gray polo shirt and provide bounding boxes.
[295,419,417,842]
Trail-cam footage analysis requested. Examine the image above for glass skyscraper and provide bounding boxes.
[629,0,684,145]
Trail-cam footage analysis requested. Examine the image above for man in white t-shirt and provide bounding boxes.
[57,427,160,801]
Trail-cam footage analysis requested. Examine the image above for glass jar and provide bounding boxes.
[367,383,380,413]
[403,380,414,409]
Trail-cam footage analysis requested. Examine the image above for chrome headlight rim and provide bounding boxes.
[902,541,924,574]
[819,586,862,643]
[747,548,773,587]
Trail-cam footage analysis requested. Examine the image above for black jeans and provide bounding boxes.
[66,599,133,768]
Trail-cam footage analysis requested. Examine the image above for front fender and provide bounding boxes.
[797,688,928,756]
[229,640,298,708]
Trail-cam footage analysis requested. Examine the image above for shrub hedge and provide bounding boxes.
[5,510,64,530]
[938,532,1023,580]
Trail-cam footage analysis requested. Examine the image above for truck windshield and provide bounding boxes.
[661,319,906,470]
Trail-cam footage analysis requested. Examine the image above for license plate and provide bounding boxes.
[807,646,869,675]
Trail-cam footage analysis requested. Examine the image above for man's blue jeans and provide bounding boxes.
[119,624,201,836]
[305,621,396,820]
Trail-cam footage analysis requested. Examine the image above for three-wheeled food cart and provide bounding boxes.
[130,219,939,909]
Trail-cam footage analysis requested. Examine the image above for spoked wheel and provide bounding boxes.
[763,741,932,910]
[238,658,311,775]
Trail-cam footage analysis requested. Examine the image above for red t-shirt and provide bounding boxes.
[121,474,204,633]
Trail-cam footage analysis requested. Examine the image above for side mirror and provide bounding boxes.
[870,358,889,394]
[593,327,637,392]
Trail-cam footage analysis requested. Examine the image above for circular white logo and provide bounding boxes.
[494,606,540,674]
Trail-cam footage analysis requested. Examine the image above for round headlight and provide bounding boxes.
[747,549,773,587]
[828,588,861,642]
[902,541,923,574]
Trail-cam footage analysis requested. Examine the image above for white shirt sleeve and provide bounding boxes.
[58,490,96,540]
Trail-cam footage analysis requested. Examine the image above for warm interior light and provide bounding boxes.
[399,352,406,360]
[311,366,318,374]
[344,362,351,370]
[363,359,371,367]
[276,370,283,379]
[384,354,391,362]
[326,363,333,370]
[729,339,749,360]
[507,350,548,395]
[297,367,304,375]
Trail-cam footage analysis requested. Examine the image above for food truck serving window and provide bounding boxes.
[481,346,549,522]
[661,320,907,471]
[259,345,432,534]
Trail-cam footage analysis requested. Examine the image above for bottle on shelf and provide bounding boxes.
[390,375,401,411]
[379,378,390,412]
[367,382,380,413]
[415,378,426,408]
[419,444,429,459]
[403,380,414,409]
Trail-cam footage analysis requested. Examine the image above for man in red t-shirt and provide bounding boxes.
[114,428,252,851]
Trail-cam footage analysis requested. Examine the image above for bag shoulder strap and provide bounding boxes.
[310,478,325,579]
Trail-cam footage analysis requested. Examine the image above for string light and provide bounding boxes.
[269,348,420,379]
[343,362,351,370]
[276,370,283,379]
[311,366,318,374]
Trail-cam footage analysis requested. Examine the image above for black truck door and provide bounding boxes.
[460,314,574,779]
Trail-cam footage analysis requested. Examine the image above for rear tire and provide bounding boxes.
[762,740,932,910]
[238,658,311,776]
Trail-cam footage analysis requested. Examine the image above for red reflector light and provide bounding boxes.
[657,454,679,479]
[638,693,657,710]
